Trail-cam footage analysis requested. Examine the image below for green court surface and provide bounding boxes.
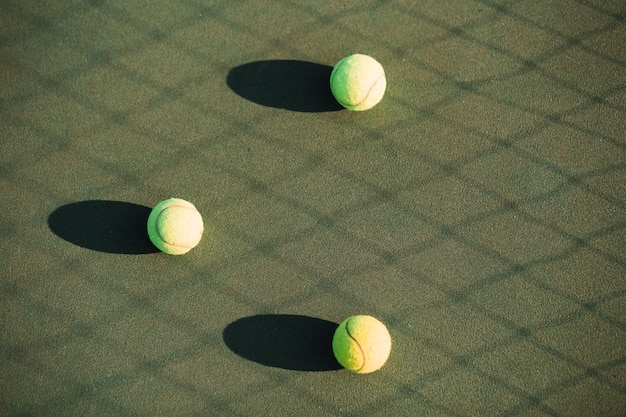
[1,1,625,416]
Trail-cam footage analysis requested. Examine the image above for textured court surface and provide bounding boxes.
[1,1,625,416]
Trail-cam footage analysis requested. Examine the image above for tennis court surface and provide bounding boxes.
[1,1,625,416]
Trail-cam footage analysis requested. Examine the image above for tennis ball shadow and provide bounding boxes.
[226,60,343,112]
[48,200,158,254]
[223,314,342,371]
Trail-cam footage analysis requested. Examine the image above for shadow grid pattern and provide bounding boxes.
[1,0,625,416]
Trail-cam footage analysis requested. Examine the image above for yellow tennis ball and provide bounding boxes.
[332,315,392,374]
[330,54,386,111]
[147,198,203,255]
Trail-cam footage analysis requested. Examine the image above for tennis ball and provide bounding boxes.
[332,315,391,374]
[147,198,203,255]
[330,54,386,111]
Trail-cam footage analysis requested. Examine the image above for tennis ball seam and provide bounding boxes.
[330,54,386,110]
[155,204,199,249]
[352,72,384,108]
[331,72,384,109]
[345,317,366,372]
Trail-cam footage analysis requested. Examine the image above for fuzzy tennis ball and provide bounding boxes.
[332,315,392,374]
[147,198,203,255]
[330,54,386,111]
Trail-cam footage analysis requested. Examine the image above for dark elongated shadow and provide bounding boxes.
[223,314,341,371]
[48,200,158,254]
[227,60,343,112]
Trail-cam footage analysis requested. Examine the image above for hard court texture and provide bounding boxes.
[1,1,625,416]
